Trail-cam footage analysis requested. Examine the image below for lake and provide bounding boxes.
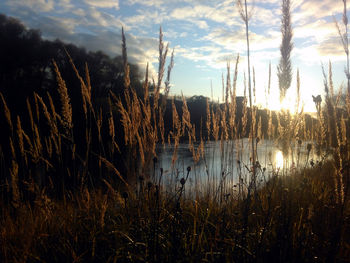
[153,138,318,198]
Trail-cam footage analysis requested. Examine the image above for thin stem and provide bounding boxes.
[243,0,256,180]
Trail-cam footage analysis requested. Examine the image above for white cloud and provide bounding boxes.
[7,0,54,12]
[126,0,164,7]
[203,27,280,54]
[170,3,238,27]
[293,0,343,25]
[251,5,280,27]
[317,38,346,59]
[294,19,338,43]
[124,10,166,30]
[57,0,74,11]
[84,0,119,10]
[72,8,86,17]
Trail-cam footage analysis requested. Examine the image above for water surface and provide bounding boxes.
[154,139,317,197]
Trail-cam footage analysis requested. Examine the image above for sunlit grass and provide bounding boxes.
[0,4,350,263]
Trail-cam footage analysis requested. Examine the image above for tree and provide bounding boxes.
[0,14,143,111]
[277,0,293,102]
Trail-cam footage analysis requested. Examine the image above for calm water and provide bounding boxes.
[154,139,318,197]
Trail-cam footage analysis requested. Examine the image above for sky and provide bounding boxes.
[0,0,349,112]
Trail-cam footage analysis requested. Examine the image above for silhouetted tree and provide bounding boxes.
[0,13,142,114]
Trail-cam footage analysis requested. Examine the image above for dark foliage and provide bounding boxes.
[0,14,142,113]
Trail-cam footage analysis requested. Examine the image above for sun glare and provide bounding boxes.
[268,96,299,114]
[275,151,284,169]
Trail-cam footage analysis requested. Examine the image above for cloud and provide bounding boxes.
[294,18,338,43]
[170,2,238,27]
[123,10,167,30]
[84,0,119,10]
[57,0,74,11]
[6,0,54,12]
[250,5,280,27]
[86,7,123,27]
[203,27,280,54]
[163,28,188,39]
[126,0,166,8]
[317,38,346,60]
[293,0,343,24]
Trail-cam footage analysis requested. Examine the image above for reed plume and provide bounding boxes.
[52,60,73,130]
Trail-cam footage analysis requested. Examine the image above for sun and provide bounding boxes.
[267,96,300,114]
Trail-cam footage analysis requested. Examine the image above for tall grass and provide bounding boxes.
[0,6,350,263]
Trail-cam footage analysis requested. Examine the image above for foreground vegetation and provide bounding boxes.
[1,3,350,263]
[1,162,349,262]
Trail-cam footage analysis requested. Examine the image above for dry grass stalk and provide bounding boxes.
[242,96,248,138]
[211,107,219,141]
[157,27,168,91]
[170,98,182,165]
[107,97,118,155]
[253,66,256,104]
[329,61,335,100]
[35,93,58,136]
[122,27,130,90]
[257,116,262,141]
[268,110,273,140]
[52,60,73,129]
[99,156,129,189]
[226,62,231,104]
[9,138,16,160]
[268,62,271,96]
[34,93,40,123]
[230,55,239,138]
[206,98,211,141]
[16,116,24,158]
[0,92,13,133]
[10,159,19,205]
[85,63,92,95]
[65,51,93,123]
[334,0,350,93]
[116,98,132,146]
[25,99,34,135]
[220,109,228,141]
[296,69,301,112]
[143,63,149,103]
[163,48,174,103]
[22,130,34,155]
[159,108,165,146]
[181,95,197,163]
[346,87,350,119]
[46,92,57,124]
[221,73,225,102]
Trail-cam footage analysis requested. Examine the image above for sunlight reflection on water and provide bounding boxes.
[154,138,317,196]
[275,151,284,169]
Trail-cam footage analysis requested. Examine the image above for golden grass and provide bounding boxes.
[0,9,350,263]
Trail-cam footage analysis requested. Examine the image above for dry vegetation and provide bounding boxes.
[1,4,350,263]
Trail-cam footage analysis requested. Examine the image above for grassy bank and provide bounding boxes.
[1,161,349,262]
